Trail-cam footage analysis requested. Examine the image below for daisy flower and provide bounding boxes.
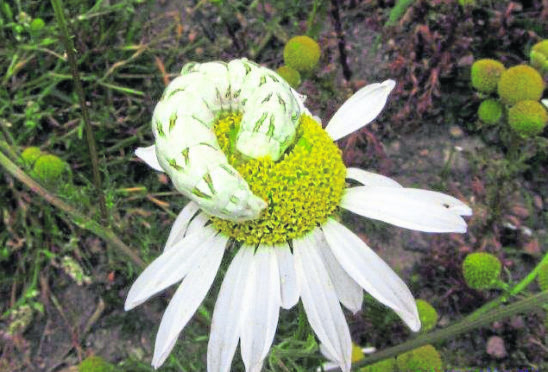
[126,59,471,372]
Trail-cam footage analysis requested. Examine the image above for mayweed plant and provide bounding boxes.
[126,58,471,371]
[462,252,502,290]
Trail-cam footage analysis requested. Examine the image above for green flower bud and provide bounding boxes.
[360,357,397,372]
[416,299,438,332]
[21,146,42,166]
[396,345,443,372]
[530,40,548,73]
[471,59,505,94]
[477,99,503,125]
[537,263,548,292]
[276,65,302,89]
[508,100,548,138]
[283,35,321,74]
[33,154,66,184]
[78,356,115,372]
[462,252,502,290]
[497,65,545,106]
[30,18,45,32]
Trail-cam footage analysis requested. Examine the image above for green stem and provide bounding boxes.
[50,0,108,223]
[0,147,145,269]
[353,290,548,369]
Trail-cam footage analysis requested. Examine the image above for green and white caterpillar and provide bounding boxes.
[151,58,304,221]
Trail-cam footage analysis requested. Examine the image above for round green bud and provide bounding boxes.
[536,263,548,292]
[508,100,548,137]
[396,345,443,372]
[33,154,66,184]
[497,65,545,106]
[462,252,502,290]
[416,299,438,332]
[30,18,45,32]
[283,35,321,74]
[21,146,42,166]
[471,59,505,94]
[530,40,548,73]
[360,358,397,372]
[276,65,302,89]
[477,99,503,125]
[78,355,114,372]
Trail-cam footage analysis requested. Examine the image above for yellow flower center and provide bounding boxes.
[210,113,346,245]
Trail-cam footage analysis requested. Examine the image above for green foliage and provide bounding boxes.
[497,65,545,106]
[276,65,302,89]
[386,0,414,27]
[538,263,548,292]
[530,40,548,73]
[33,154,67,184]
[471,59,505,94]
[416,299,438,332]
[78,356,115,372]
[477,99,503,125]
[458,0,476,6]
[462,252,502,290]
[396,345,443,372]
[21,146,42,166]
[508,100,548,138]
[283,35,321,74]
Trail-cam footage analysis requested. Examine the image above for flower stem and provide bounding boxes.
[0,146,145,269]
[50,0,108,223]
[353,290,548,369]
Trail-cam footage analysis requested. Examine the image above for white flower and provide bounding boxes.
[127,76,471,372]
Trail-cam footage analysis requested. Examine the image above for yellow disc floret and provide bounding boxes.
[21,146,42,166]
[33,154,67,184]
[471,59,505,94]
[497,65,545,106]
[211,113,346,245]
[508,100,548,137]
[283,35,321,74]
[477,99,503,125]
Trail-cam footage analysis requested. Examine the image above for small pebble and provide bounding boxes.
[486,336,507,359]
[449,125,464,138]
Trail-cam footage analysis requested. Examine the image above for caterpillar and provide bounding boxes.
[152,58,304,221]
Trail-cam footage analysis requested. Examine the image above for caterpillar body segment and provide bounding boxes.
[152,58,302,221]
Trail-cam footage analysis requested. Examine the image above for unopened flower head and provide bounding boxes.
[128,58,472,372]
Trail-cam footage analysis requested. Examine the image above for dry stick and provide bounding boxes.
[51,0,108,222]
[0,148,145,269]
[353,290,548,369]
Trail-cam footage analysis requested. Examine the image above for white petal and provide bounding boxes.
[325,80,396,141]
[542,99,548,109]
[185,212,209,236]
[164,202,200,251]
[124,228,216,310]
[207,246,255,372]
[294,233,352,372]
[135,145,164,172]
[322,219,420,331]
[240,246,281,372]
[314,230,363,314]
[152,233,227,368]
[346,167,402,188]
[276,243,299,310]
[341,186,469,233]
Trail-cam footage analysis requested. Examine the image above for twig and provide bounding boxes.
[330,0,352,81]
[51,0,108,222]
[353,290,548,369]
[0,148,145,268]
